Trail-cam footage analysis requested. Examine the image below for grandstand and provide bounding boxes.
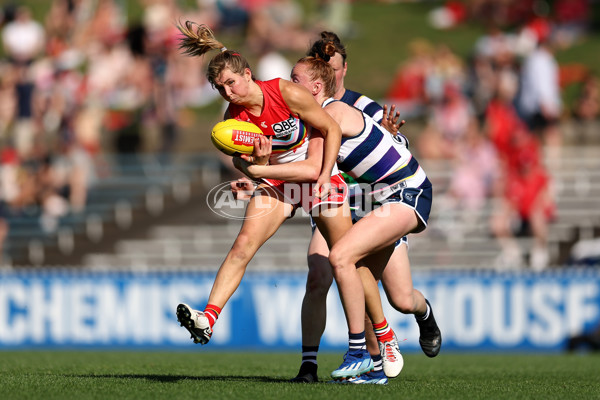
[2,152,225,268]
[6,143,589,272]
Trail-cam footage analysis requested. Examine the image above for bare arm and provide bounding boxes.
[279,79,342,196]
[324,101,363,137]
[233,130,323,182]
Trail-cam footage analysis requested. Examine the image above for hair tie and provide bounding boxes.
[220,47,228,52]
[232,52,241,56]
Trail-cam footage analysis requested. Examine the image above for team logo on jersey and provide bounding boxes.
[272,116,297,138]
[392,133,409,148]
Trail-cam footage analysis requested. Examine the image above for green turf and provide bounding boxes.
[0,351,598,400]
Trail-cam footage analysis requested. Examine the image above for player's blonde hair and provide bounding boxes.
[176,20,253,87]
[295,56,337,99]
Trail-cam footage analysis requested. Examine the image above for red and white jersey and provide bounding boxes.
[227,79,313,166]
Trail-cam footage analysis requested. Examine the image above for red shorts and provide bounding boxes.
[261,173,348,213]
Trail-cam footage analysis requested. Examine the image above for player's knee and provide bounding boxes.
[388,293,417,314]
[328,246,352,274]
[229,232,258,262]
[305,274,332,297]
[393,298,415,314]
[306,256,333,295]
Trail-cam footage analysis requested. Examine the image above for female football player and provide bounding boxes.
[298,32,442,384]
[174,21,373,380]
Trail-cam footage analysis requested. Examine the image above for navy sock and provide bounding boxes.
[348,331,367,353]
[299,345,318,374]
[371,353,383,372]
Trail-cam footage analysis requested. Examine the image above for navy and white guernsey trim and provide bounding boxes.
[339,89,409,148]
[340,89,384,122]
[324,98,430,202]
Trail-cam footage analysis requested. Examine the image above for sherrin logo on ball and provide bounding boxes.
[211,119,264,156]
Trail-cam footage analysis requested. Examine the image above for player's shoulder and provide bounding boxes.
[279,79,313,106]
[324,98,350,112]
[325,98,360,124]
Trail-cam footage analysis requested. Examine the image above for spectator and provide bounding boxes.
[0,148,20,264]
[515,35,562,149]
[473,23,517,65]
[484,67,524,158]
[0,62,17,141]
[417,81,475,160]
[51,138,97,214]
[37,153,70,233]
[384,38,433,119]
[0,147,37,215]
[208,0,249,33]
[245,0,313,53]
[312,0,354,38]
[490,129,555,271]
[553,0,590,49]
[441,119,499,234]
[1,6,45,65]
[2,6,46,160]
[44,0,77,58]
[484,69,556,270]
[255,42,293,81]
[428,1,468,30]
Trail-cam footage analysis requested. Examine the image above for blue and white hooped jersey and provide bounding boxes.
[340,90,409,148]
[341,89,384,122]
[324,98,430,202]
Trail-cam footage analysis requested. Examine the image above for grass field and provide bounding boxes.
[1,351,599,400]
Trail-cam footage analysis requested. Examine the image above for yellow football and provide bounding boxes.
[210,119,264,156]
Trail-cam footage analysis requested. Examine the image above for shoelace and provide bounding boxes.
[383,342,397,362]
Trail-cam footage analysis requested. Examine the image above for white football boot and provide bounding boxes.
[176,303,212,345]
[378,335,404,378]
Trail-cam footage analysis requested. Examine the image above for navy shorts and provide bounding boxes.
[379,185,432,234]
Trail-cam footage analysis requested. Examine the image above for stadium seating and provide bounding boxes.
[3,153,223,267]
[77,146,600,271]
[5,146,599,271]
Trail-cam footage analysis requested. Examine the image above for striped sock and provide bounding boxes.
[298,345,319,376]
[301,345,319,366]
[203,304,221,328]
[373,318,395,343]
[348,331,367,353]
[371,353,384,373]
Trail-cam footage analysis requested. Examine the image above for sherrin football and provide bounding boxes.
[211,119,264,156]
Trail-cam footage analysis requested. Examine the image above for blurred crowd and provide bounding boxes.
[385,0,598,270]
[0,0,353,263]
[0,0,599,268]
